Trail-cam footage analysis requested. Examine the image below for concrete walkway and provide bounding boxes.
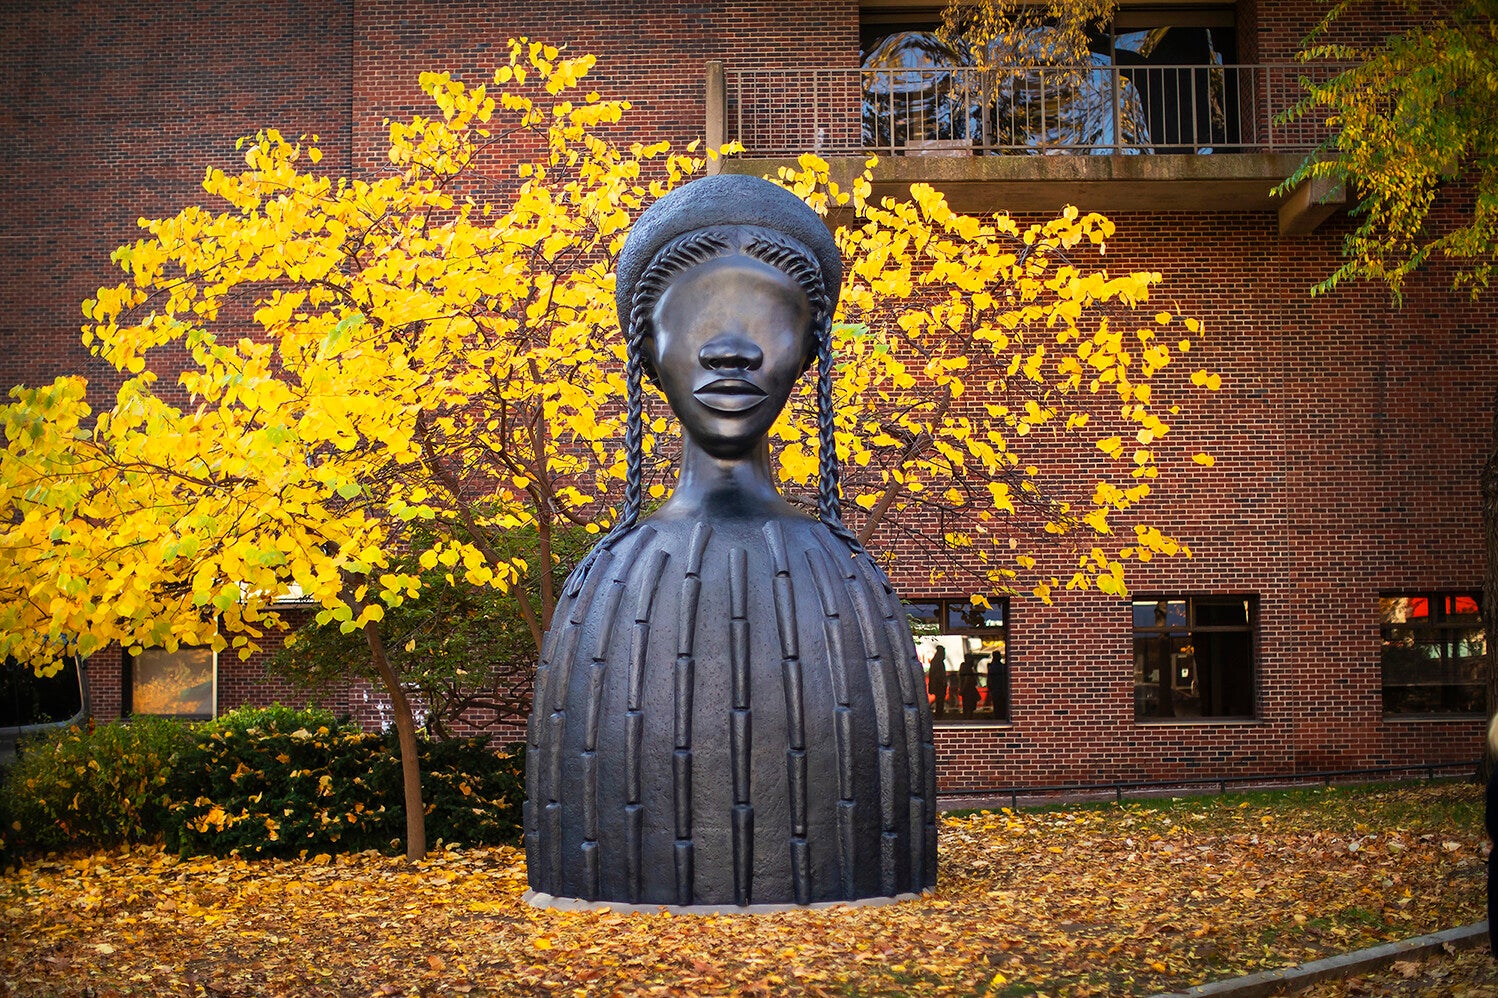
[1146,923,1488,998]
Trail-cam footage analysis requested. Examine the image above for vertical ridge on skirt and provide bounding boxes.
[766,521,809,903]
[807,538,860,897]
[840,552,901,895]
[674,522,711,905]
[580,575,627,900]
[624,538,667,903]
[728,545,753,906]
[858,555,937,892]
[541,547,612,891]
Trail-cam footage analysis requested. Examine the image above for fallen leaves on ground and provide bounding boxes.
[0,782,1483,997]
[1283,943,1498,997]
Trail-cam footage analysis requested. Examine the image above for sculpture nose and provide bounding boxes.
[698,331,763,371]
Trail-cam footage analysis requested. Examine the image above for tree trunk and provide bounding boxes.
[1482,383,1498,781]
[364,620,427,861]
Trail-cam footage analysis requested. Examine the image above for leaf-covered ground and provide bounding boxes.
[0,782,1485,997]
[1291,944,1498,997]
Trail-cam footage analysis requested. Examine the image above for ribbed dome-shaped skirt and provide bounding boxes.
[524,513,937,907]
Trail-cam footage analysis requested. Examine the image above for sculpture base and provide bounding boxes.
[522,888,931,916]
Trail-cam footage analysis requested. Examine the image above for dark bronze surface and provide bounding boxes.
[525,174,936,907]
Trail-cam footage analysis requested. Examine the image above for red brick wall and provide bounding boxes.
[2,1,1491,792]
[350,1,861,172]
[910,205,1491,792]
[0,1,355,401]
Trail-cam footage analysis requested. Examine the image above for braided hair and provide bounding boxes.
[570,224,861,590]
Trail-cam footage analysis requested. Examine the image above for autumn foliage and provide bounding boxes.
[0,716,193,854]
[1279,0,1498,300]
[0,37,1218,667]
[0,781,1481,997]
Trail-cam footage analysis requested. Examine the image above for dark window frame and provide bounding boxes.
[906,597,1011,724]
[1133,594,1258,723]
[1379,591,1485,718]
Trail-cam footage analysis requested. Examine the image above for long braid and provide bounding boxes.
[813,315,865,555]
[742,232,862,556]
[568,230,730,590]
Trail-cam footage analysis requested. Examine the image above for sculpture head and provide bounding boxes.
[594,175,860,551]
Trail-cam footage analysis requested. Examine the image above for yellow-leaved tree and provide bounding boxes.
[0,39,1216,859]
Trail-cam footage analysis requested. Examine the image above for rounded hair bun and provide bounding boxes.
[616,175,842,336]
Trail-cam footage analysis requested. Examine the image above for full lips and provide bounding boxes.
[693,378,767,413]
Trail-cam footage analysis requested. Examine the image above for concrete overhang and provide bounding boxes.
[725,153,1335,226]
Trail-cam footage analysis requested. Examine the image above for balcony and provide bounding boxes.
[708,63,1346,230]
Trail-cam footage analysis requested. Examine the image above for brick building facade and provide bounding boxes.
[2,1,1491,791]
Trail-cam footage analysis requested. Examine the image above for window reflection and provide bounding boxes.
[1380,592,1485,715]
[127,647,215,719]
[907,599,1009,723]
[860,10,1241,154]
[1133,596,1255,720]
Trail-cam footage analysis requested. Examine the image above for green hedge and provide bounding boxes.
[164,718,397,856]
[0,716,196,854]
[0,706,525,859]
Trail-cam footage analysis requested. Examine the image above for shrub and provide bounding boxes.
[165,718,526,858]
[198,703,349,739]
[0,716,195,854]
[0,701,525,860]
[416,736,525,847]
[165,722,398,857]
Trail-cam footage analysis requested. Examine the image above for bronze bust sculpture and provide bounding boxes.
[524,175,936,909]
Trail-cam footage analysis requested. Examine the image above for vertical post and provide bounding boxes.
[1190,67,1199,150]
[1264,66,1275,153]
[705,60,726,175]
[1112,65,1122,152]
[813,70,821,151]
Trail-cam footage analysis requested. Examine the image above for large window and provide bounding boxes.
[906,599,1009,722]
[1380,593,1485,716]
[1134,596,1255,721]
[124,646,216,720]
[860,6,1242,154]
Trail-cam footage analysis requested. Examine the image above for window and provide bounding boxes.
[1134,596,1255,721]
[1,656,87,760]
[906,598,1009,722]
[859,6,1242,153]
[124,646,216,719]
[1380,593,1485,716]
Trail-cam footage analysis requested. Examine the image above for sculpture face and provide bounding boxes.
[646,252,813,459]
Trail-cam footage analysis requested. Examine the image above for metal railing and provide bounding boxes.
[721,63,1342,158]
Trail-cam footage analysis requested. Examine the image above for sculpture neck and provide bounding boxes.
[657,437,793,521]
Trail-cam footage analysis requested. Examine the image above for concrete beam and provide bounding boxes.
[726,153,1309,215]
[1146,923,1488,998]
[704,60,725,176]
[1278,172,1346,235]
